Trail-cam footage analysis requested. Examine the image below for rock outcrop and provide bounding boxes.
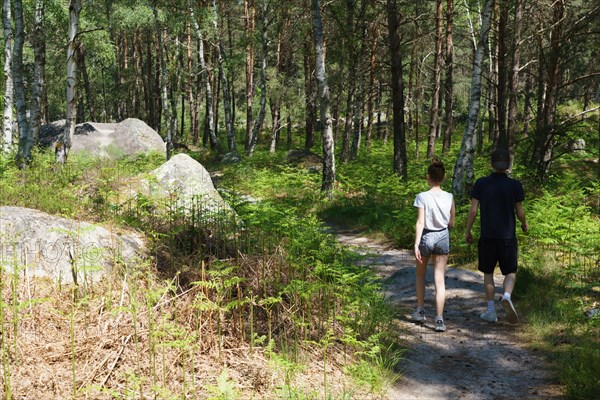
[121,154,236,219]
[39,118,166,159]
[0,206,145,284]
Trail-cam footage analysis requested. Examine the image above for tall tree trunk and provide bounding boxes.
[427,0,444,158]
[154,2,173,159]
[496,0,509,148]
[506,0,523,157]
[442,0,454,154]
[56,0,82,164]
[244,0,255,150]
[311,0,335,195]
[2,0,13,153]
[78,45,97,121]
[29,0,45,151]
[452,0,494,201]
[303,38,315,149]
[365,37,376,148]
[388,0,407,178]
[247,0,268,156]
[269,26,284,154]
[532,0,564,180]
[486,1,498,149]
[190,6,220,152]
[214,0,235,152]
[14,0,31,165]
[341,0,356,162]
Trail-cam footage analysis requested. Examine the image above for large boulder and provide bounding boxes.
[0,206,145,284]
[122,154,236,219]
[39,118,166,159]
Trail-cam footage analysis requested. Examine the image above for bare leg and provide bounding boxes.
[503,272,516,295]
[416,256,429,308]
[433,255,448,317]
[483,273,496,301]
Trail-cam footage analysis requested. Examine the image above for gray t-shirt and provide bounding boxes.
[413,190,453,230]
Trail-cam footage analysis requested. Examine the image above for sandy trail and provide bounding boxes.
[334,227,564,400]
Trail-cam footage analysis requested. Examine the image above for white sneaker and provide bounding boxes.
[480,310,498,322]
[501,297,518,323]
[435,319,446,332]
[411,308,426,322]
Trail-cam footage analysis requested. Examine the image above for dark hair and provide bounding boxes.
[428,157,445,183]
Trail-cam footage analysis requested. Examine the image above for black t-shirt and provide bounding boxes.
[471,172,525,239]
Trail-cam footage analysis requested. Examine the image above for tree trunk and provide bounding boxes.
[29,0,45,151]
[214,0,235,152]
[426,0,444,158]
[56,0,82,164]
[244,0,255,150]
[311,0,335,195]
[442,0,454,154]
[303,38,315,149]
[247,0,268,156]
[506,0,523,157]
[388,0,408,179]
[154,2,173,160]
[2,0,13,153]
[452,0,494,201]
[14,0,31,165]
[191,6,220,152]
[496,0,509,148]
[532,1,564,180]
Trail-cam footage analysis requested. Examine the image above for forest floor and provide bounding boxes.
[331,224,565,400]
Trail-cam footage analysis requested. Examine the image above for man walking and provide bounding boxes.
[465,148,528,323]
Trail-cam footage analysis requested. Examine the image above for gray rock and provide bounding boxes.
[221,152,242,164]
[0,206,145,284]
[39,118,166,159]
[571,138,586,151]
[584,308,599,318]
[123,154,237,220]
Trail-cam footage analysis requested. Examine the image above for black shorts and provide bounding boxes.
[477,238,518,275]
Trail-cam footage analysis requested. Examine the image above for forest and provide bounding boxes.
[0,0,599,399]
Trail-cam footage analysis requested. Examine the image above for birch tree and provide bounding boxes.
[2,0,13,154]
[56,0,82,164]
[14,0,31,165]
[29,0,46,153]
[311,0,335,195]
[452,0,494,201]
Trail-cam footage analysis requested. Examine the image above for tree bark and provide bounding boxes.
[214,0,235,152]
[452,0,494,201]
[244,0,255,150]
[311,0,335,195]
[14,0,31,165]
[247,0,268,156]
[56,0,82,164]
[387,0,408,179]
[506,0,523,157]
[426,0,444,158]
[2,0,13,154]
[29,0,45,151]
[154,2,174,159]
[190,6,220,152]
[442,0,454,154]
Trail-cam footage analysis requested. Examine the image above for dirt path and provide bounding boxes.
[333,226,564,400]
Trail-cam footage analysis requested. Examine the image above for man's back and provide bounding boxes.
[472,172,524,240]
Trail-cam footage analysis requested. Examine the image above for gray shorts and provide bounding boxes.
[418,228,450,257]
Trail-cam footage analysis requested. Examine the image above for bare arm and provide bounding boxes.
[515,202,528,232]
[448,199,456,229]
[414,207,425,262]
[465,198,479,244]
